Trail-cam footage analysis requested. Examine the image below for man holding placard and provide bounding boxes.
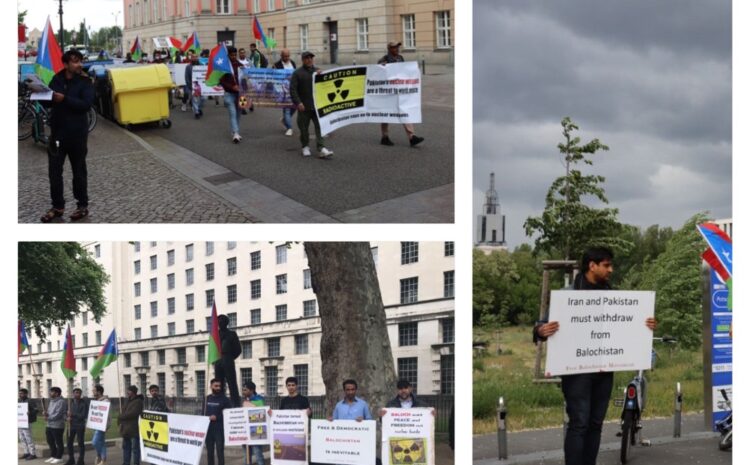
[330,379,372,422]
[241,382,266,465]
[533,247,657,465]
[90,385,110,465]
[18,388,38,460]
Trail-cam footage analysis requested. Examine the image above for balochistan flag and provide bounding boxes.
[205,43,233,86]
[252,16,277,49]
[182,31,201,54]
[35,16,63,85]
[130,36,143,62]
[18,320,30,356]
[697,222,732,277]
[207,302,222,364]
[166,36,183,62]
[89,329,118,378]
[61,325,77,379]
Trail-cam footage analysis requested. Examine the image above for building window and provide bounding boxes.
[253,0,260,14]
[134,260,141,274]
[227,257,237,276]
[402,14,416,49]
[82,333,88,346]
[444,270,455,298]
[151,301,158,317]
[150,278,158,293]
[140,351,149,367]
[186,293,194,311]
[216,0,230,15]
[167,249,175,266]
[227,284,237,303]
[206,317,212,332]
[176,348,187,364]
[124,353,132,368]
[129,5,134,29]
[168,322,176,336]
[47,341,52,352]
[441,318,455,344]
[134,328,141,340]
[206,289,215,307]
[227,312,237,328]
[186,268,194,286]
[206,263,215,281]
[168,273,175,290]
[294,334,308,354]
[267,338,280,357]
[151,325,158,338]
[397,357,418,393]
[82,357,88,370]
[241,368,253,389]
[153,0,159,21]
[250,251,261,270]
[184,0,190,16]
[196,370,206,397]
[371,246,378,265]
[276,245,287,264]
[275,304,287,321]
[158,349,166,365]
[206,242,214,256]
[401,242,419,264]
[303,269,311,289]
[265,366,278,396]
[158,372,166,393]
[303,299,316,317]
[186,319,195,333]
[162,0,167,21]
[123,374,131,391]
[400,277,419,304]
[196,345,205,362]
[95,331,102,345]
[185,244,194,262]
[150,241,157,248]
[440,354,454,394]
[267,0,274,12]
[227,241,237,250]
[444,241,454,256]
[436,11,452,48]
[248,279,261,300]
[134,282,141,297]
[399,322,418,346]
[144,0,150,23]
[294,364,309,395]
[242,341,252,359]
[276,274,287,294]
[356,18,369,50]
[150,255,157,270]
[250,309,261,325]
[300,24,309,51]
[175,372,184,396]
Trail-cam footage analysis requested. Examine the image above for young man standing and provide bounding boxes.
[241,382,266,465]
[219,46,243,143]
[278,377,312,416]
[273,49,297,136]
[118,386,143,465]
[65,388,89,465]
[205,379,232,465]
[18,388,38,460]
[329,379,372,422]
[290,51,333,158]
[377,41,424,147]
[91,385,109,465]
[147,384,170,412]
[44,387,67,464]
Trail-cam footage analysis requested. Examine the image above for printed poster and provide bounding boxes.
[190,65,224,97]
[18,402,28,429]
[248,406,271,445]
[311,419,377,465]
[270,409,308,465]
[223,406,271,446]
[85,400,111,432]
[138,410,210,465]
[242,68,294,108]
[381,408,435,465]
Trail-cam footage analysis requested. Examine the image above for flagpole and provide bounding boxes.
[115,337,123,414]
[27,349,46,415]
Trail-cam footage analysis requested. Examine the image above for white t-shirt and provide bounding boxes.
[282,60,294,70]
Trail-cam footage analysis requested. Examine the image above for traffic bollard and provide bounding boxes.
[421,59,426,75]
[673,382,682,438]
[497,397,508,460]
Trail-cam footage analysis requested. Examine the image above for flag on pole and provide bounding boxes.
[252,16,277,49]
[89,329,118,378]
[182,32,201,54]
[18,320,30,356]
[205,43,233,86]
[166,36,183,62]
[35,16,63,85]
[697,222,732,277]
[61,325,77,379]
[207,302,222,364]
[130,36,143,62]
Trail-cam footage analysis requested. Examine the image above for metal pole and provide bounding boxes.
[673,382,682,438]
[58,0,65,50]
[497,397,508,460]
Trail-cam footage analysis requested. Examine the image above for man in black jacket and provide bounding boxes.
[65,388,89,465]
[147,385,170,412]
[214,314,242,407]
[290,51,333,159]
[41,49,95,223]
[18,388,38,460]
[533,247,656,465]
[205,379,232,465]
[377,41,424,147]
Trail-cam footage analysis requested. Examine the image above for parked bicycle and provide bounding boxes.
[615,335,677,464]
[716,389,732,451]
[19,80,97,144]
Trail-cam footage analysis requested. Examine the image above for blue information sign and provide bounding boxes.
[709,269,732,428]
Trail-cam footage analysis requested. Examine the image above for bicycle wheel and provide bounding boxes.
[620,410,635,464]
[719,430,732,451]
[88,107,97,132]
[18,105,34,140]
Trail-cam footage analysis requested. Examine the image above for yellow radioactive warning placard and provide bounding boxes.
[389,438,427,465]
[140,412,169,452]
[314,67,367,118]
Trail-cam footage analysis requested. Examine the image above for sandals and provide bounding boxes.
[70,207,89,221]
[40,208,64,223]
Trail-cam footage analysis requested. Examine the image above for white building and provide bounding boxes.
[18,241,454,400]
[476,172,507,253]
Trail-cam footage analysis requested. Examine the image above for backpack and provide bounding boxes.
[259,52,268,68]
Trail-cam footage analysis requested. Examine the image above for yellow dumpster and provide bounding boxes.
[109,64,172,128]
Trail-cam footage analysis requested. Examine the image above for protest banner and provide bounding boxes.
[247,406,271,445]
[18,402,29,429]
[85,400,111,432]
[313,62,421,136]
[270,409,308,465]
[545,290,655,376]
[138,410,210,465]
[190,65,224,97]
[168,63,188,86]
[381,408,435,465]
[241,68,294,108]
[224,407,250,446]
[311,419,377,465]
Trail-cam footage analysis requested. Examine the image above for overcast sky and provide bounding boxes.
[473,0,732,249]
[20,0,122,32]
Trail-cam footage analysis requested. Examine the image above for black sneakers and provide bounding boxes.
[410,135,425,147]
[381,136,395,146]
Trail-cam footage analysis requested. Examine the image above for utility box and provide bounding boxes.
[109,64,172,127]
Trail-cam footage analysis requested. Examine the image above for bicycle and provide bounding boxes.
[18,88,51,145]
[615,335,677,464]
[716,389,732,451]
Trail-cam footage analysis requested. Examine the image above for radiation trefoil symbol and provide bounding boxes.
[146,422,160,442]
[327,79,349,103]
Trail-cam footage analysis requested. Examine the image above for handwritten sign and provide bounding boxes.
[86,400,111,432]
[311,419,376,465]
[381,408,434,465]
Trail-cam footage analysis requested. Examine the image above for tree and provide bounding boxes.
[508,244,543,325]
[18,10,27,25]
[614,224,674,287]
[524,117,631,260]
[18,242,110,341]
[473,249,517,326]
[304,242,397,418]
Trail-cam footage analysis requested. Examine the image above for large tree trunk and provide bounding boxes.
[304,242,397,418]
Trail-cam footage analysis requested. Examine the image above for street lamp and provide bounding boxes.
[112,11,121,55]
[55,0,67,49]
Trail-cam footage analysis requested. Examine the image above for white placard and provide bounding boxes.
[138,411,210,465]
[18,403,29,429]
[311,419,377,465]
[86,400,111,432]
[269,409,308,465]
[168,63,188,86]
[381,408,435,465]
[247,406,271,445]
[544,290,655,376]
[190,65,224,97]
[223,406,270,446]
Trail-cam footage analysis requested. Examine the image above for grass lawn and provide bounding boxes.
[30,411,122,444]
[473,326,705,435]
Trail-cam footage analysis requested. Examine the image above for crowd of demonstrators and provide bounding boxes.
[241,382,266,465]
[91,385,110,465]
[118,386,144,465]
[19,388,38,460]
[291,51,333,158]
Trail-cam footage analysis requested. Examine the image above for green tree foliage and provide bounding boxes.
[473,249,516,326]
[626,213,708,348]
[524,117,632,260]
[508,244,543,324]
[19,10,27,25]
[612,224,674,287]
[18,242,110,341]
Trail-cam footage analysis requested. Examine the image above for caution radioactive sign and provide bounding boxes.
[389,438,427,465]
[314,67,367,118]
[140,412,169,452]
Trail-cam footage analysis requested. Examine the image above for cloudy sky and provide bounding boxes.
[473,0,731,248]
[20,0,123,32]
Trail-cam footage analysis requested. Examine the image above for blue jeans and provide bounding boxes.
[192,93,205,114]
[561,372,614,465]
[122,435,141,465]
[245,445,265,465]
[282,107,296,130]
[92,430,107,459]
[223,92,241,135]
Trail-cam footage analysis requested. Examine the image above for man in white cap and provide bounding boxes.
[378,41,424,147]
